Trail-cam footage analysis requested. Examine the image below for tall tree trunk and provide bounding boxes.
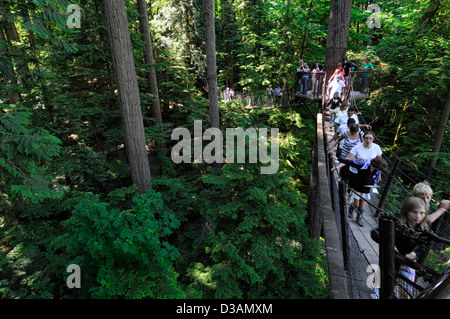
[136,0,162,124]
[204,0,220,129]
[323,0,353,83]
[299,0,313,60]
[428,87,450,177]
[104,0,152,194]
[224,0,235,89]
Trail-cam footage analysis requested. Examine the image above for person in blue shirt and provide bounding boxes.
[274,85,283,106]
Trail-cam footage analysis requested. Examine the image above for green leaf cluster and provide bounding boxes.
[0,110,63,202]
[58,189,184,299]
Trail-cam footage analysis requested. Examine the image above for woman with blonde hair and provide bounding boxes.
[398,196,430,232]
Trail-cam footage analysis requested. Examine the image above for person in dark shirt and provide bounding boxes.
[342,58,352,96]
[343,57,352,79]
[332,156,388,226]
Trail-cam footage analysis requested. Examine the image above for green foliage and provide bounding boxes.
[0,110,64,202]
[189,161,327,298]
[0,0,328,301]
[219,0,330,91]
[180,102,327,299]
[58,189,184,299]
[4,0,448,301]
[0,194,70,298]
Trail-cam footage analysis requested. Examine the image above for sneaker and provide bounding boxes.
[355,212,364,227]
[370,286,380,299]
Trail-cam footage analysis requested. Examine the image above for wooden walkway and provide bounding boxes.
[316,113,350,299]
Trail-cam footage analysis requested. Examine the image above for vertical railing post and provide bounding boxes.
[375,157,400,217]
[379,216,396,299]
[339,180,349,270]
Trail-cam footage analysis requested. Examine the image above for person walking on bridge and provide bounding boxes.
[274,85,283,107]
[343,132,383,226]
[328,64,346,100]
[329,124,364,184]
[333,155,387,227]
[412,181,450,224]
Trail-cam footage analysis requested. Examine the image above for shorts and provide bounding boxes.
[349,189,371,201]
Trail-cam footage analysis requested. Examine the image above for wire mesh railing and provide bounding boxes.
[328,163,373,299]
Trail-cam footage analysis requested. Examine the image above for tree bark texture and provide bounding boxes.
[203,0,220,129]
[324,0,353,83]
[104,0,152,193]
[0,3,21,104]
[136,0,162,124]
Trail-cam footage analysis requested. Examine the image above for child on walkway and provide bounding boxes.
[412,181,449,224]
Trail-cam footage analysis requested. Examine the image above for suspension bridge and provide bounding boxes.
[313,72,449,299]
[231,70,450,299]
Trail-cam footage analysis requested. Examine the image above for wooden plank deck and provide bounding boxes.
[318,113,350,299]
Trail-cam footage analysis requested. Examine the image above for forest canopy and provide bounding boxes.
[0,0,449,299]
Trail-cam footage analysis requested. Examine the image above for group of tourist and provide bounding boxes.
[371,182,449,298]
[324,91,449,299]
[222,87,236,102]
[296,59,325,95]
[326,103,382,227]
[295,57,373,97]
